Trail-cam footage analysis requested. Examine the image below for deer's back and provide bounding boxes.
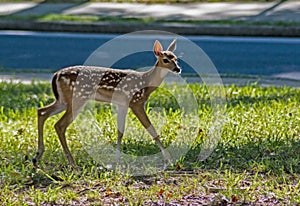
[53,66,148,106]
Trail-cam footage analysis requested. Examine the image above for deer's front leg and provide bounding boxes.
[116,105,128,163]
[130,105,170,161]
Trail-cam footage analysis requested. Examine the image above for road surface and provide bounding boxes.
[1,31,300,81]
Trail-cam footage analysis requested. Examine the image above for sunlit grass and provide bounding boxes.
[0,81,299,205]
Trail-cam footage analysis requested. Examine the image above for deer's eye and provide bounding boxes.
[163,58,170,64]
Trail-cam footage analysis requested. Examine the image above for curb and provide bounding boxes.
[0,20,300,37]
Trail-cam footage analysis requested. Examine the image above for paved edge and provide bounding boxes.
[1,20,300,37]
[1,72,300,87]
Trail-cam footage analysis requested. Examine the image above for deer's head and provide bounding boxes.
[154,39,181,74]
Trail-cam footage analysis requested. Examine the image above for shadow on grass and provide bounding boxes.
[10,134,298,190]
[34,133,300,177]
[184,137,300,174]
[226,90,300,108]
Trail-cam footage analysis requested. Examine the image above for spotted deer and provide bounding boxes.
[33,39,181,166]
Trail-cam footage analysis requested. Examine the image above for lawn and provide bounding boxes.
[0,80,299,205]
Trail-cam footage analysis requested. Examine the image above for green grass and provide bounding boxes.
[0,80,300,205]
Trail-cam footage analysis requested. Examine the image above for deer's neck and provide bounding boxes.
[144,61,169,88]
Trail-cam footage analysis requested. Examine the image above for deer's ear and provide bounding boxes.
[153,40,163,56]
[167,39,176,52]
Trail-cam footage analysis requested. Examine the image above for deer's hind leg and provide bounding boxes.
[33,100,66,166]
[116,105,128,163]
[54,100,87,166]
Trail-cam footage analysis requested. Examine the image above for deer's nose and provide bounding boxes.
[173,66,181,74]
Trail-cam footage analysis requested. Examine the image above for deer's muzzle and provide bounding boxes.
[173,66,181,74]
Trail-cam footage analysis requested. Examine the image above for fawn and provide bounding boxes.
[33,39,181,166]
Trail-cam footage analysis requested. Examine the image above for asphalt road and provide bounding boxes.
[1,31,300,80]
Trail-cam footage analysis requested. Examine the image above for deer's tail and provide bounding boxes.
[52,72,59,100]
